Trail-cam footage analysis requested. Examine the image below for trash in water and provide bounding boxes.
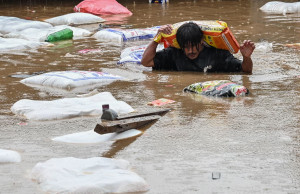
[164,85,174,87]
[45,28,73,42]
[150,0,168,3]
[17,122,28,126]
[148,98,175,106]
[183,80,249,97]
[285,43,300,50]
[101,104,119,121]
[78,48,102,54]
[212,172,221,180]
[98,23,133,30]
[95,108,170,134]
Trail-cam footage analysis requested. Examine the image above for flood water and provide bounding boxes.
[0,0,300,193]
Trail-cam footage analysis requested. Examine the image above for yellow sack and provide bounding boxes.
[154,20,240,53]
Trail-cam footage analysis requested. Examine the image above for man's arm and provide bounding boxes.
[141,24,173,67]
[240,40,255,73]
[141,41,158,67]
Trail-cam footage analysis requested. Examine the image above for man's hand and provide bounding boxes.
[240,40,255,58]
[157,24,173,35]
[142,25,174,67]
[154,24,173,43]
[240,40,255,73]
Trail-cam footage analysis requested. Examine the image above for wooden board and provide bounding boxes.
[94,115,161,134]
[116,108,171,120]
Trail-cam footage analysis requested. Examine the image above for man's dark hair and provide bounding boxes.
[176,22,203,51]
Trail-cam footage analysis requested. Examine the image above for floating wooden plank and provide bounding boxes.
[94,115,161,134]
[116,108,171,120]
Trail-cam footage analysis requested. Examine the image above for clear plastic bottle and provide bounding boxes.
[45,28,73,42]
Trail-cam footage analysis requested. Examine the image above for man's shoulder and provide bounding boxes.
[156,46,182,57]
[203,46,229,53]
[163,46,181,52]
[202,46,232,57]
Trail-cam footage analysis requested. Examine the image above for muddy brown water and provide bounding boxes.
[0,0,300,193]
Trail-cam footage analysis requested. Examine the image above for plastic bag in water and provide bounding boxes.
[183,80,249,97]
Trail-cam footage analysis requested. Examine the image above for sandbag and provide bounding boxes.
[44,13,105,26]
[0,16,52,34]
[74,0,132,15]
[260,1,300,15]
[154,20,240,53]
[0,37,47,51]
[93,26,160,42]
[11,91,134,121]
[31,157,149,193]
[20,70,124,90]
[183,80,249,97]
[118,44,164,64]
[0,149,21,163]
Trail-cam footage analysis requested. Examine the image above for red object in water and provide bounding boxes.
[148,98,176,106]
[17,122,28,126]
[74,0,132,15]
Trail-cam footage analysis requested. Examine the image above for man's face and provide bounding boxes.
[183,43,202,60]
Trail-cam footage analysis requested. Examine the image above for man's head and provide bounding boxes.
[176,22,204,60]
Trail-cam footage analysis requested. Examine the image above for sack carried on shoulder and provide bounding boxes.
[154,20,240,53]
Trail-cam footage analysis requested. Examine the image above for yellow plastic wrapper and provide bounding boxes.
[154,20,240,53]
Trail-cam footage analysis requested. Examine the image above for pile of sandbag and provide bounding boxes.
[0,14,99,51]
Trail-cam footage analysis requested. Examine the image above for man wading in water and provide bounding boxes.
[141,22,255,73]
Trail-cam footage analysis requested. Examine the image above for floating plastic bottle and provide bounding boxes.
[101,104,118,121]
[45,28,73,42]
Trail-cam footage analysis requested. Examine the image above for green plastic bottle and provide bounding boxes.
[45,28,73,42]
